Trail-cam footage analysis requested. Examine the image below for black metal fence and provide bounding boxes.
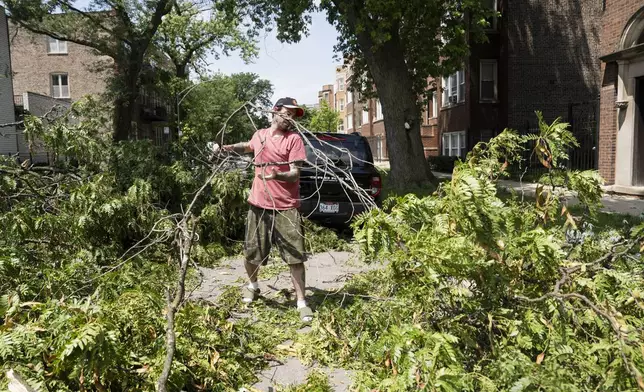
[510,101,599,180]
[365,135,387,161]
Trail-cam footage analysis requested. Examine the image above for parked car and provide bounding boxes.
[299,132,382,226]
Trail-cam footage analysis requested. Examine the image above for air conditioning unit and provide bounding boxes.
[449,95,458,104]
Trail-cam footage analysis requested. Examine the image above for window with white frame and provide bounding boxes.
[442,131,466,157]
[51,73,70,98]
[323,92,329,102]
[338,123,344,132]
[347,91,353,104]
[47,37,67,54]
[347,114,353,130]
[484,0,498,31]
[480,60,498,102]
[375,100,383,120]
[338,77,345,91]
[428,90,438,119]
[362,109,369,125]
[442,69,465,106]
[338,98,345,111]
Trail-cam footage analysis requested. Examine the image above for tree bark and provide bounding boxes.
[340,4,437,191]
[157,219,193,392]
[114,95,136,142]
[113,56,142,142]
[358,36,437,190]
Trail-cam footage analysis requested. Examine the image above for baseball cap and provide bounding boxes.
[274,97,304,118]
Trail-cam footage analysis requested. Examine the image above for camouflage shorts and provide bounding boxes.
[244,205,306,266]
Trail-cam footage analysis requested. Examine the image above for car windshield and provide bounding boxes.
[304,135,370,168]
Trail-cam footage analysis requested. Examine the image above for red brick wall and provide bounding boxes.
[372,119,385,136]
[421,81,440,156]
[602,1,644,55]
[421,124,439,157]
[505,0,601,131]
[598,1,644,184]
[599,62,618,184]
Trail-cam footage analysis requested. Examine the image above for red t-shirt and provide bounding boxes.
[248,128,306,210]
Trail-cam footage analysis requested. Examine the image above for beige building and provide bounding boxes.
[317,84,334,110]
[9,23,112,102]
[334,65,348,132]
[318,64,387,158]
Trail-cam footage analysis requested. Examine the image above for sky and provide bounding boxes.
[206,11,341,107]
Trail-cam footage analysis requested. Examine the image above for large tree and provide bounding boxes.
[4,0,261,142]
[264,0,493,189]
[180,72,273,145]
[5,0,176,141]
[156,0,258,80]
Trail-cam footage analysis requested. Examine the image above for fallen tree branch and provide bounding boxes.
[516,242,644,390]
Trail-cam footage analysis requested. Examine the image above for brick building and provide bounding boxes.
[318,0,608,166]
[318,64,424,160]
[9,23,112,102]
[8,20,171,144]
[598,1,644,194]
[434,0,602,162]
[332,64,388,158]
[334,66,348,132]
[317,84,334,111]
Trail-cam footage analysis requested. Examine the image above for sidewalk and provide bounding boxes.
[434,172,644,217]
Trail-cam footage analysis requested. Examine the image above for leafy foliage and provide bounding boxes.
[308,100,341,133]
[180,72,273,147]
[156,0,259,78]
[297,114,644,391]
[0,99,271,390]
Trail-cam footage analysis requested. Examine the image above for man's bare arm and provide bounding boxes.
[271,161,302,183]
[223,142,252,154]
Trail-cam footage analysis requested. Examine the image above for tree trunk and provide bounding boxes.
[356,34,437,190]
[175,62,189,80]
[113,54,143,142]
[113,95,135,142]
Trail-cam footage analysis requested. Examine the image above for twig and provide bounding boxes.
[516,242,644,390]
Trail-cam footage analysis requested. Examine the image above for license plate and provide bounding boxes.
[319,202,340,213]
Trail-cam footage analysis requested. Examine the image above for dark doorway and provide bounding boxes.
[635,77,644,186]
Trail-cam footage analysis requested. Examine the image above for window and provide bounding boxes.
[47,37,67,54]
[347,91,353,104]
[362,109,369,125]
[442,131,466,157]
[338,98,345,111]
[338,77,345,91]
[484,0,498,30]
[323,92,329,102]
[480,60,498,102]
[442,69,465,106]
[375,100,383,120]
[338,123,344,132]
[428,90,438,119]
[51,73,70,98]
[347,114,353,130]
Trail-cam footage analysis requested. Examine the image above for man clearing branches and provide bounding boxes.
[222,97,313,322]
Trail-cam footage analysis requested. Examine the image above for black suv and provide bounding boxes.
[299,132,382,226]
